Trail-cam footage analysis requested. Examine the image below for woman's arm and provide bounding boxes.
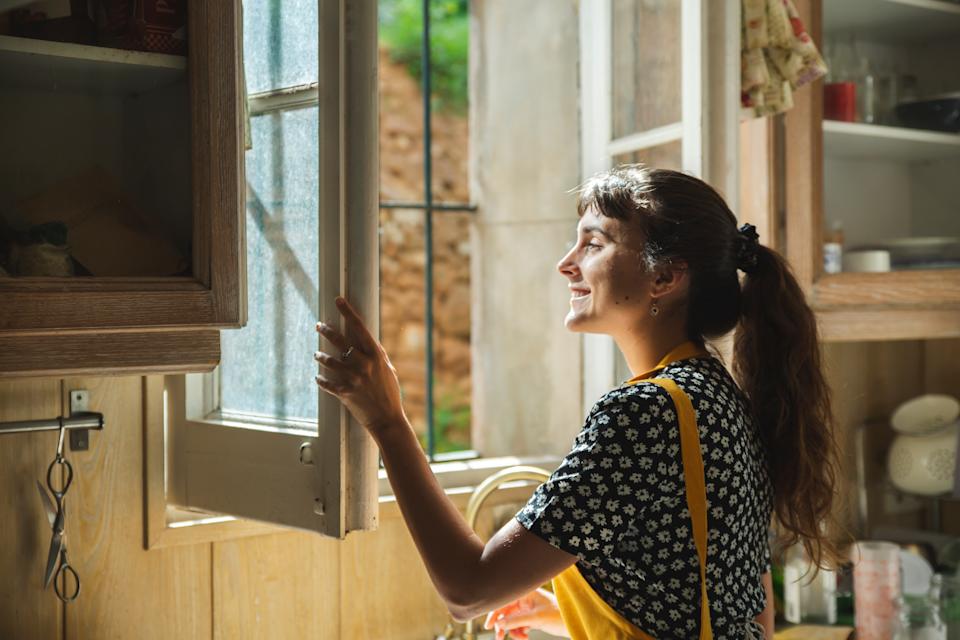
[315,297,576,620]
[755,571,774,638]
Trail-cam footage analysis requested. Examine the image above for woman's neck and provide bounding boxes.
[614,320,693,377]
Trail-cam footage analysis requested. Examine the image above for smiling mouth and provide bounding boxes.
[570,290,591,299]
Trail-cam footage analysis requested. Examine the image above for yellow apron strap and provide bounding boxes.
[647,377,713,640]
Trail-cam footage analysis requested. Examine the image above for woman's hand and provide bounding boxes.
[314,296,408,439]
[483,588,569,640]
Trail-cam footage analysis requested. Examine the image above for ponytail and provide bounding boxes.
[734,246,845,571]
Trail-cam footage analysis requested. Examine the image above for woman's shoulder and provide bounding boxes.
[658,355,742,397]
[582,381,676,437]
[595,378,672,412]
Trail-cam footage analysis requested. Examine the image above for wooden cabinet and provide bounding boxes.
[784,0,960,341]
[0,2,245,377]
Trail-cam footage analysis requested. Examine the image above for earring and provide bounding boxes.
[650,300,660,317]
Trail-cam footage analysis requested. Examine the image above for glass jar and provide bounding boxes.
[940,574,960,640]
[894,575,947,640]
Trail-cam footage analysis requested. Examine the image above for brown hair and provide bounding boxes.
[575,164,845,572]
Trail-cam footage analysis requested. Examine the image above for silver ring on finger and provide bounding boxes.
[340,346,355,362]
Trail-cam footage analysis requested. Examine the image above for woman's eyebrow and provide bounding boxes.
[579,224,614,241]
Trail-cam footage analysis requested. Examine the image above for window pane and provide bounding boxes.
[613,140,682,171]
[244,0,319,94]
[611,0,682,139]
[379,1,426,205]
[431,211,472,454]
[379,208,473,456]
[379,207,427,436]
[221,106,320,424]
[379,0,469,206]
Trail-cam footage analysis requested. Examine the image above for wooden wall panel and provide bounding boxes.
[60,375,211,640]
[0,377,63,640]
[212,532,340,640]
[822,341,870,534]
[340,515,450,639]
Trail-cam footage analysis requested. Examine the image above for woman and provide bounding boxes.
[314,165,843,639]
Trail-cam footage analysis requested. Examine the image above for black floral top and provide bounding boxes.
[516,354,774,639]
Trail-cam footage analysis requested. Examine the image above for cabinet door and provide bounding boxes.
[579,0,740,402]
[0,2,245,334]
[785,0,960,341]
[164,0,379,537]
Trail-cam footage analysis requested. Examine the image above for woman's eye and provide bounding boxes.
[586,243,602,251]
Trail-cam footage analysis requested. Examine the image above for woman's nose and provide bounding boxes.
[557,243,578,277]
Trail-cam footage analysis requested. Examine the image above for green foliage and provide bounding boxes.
[379,0,469,114]
[434,389,471,453]
[413,386,472,455]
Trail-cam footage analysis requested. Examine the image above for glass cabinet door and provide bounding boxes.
[0,2,246,344]
[0,4,192,279]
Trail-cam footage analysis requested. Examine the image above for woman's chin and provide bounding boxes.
[564,311,590,331]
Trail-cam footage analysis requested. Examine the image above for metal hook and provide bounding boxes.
[55,416,66,461]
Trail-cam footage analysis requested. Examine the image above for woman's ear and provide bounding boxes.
[651,262,689,298]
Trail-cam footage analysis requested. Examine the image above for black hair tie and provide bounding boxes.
[736,224,760,274]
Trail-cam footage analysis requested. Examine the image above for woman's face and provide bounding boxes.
[557,205,652,334]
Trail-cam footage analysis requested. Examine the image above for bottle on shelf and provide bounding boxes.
[824,221,845,275]
[783,543,838,625]
[857,53,877,125]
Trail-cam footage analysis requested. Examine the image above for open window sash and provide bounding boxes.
[578,0,740,404]
[166,0,379,538]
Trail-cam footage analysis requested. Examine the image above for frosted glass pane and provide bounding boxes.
[221,107,320,423]
[613,140,682,171]
[243,0,319,94]
[611,0,682,138]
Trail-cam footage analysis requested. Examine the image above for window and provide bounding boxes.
[580,0,740,394]
[160,0,380,538]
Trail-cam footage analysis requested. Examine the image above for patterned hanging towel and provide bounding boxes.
[741,0,828,117]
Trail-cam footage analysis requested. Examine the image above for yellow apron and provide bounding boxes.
[552,341,713,640]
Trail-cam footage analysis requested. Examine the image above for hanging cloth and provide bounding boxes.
[550,341,713,639]
[741,0,828,117]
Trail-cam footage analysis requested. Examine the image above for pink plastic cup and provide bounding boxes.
[852,541,901,640]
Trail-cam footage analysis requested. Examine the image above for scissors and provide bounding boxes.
[36,420,80,602]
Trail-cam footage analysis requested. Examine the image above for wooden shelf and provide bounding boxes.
[824,120,960,161]
[0,34,186,94]
[824,0,960,41]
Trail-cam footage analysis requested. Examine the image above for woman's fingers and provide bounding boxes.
[315,321,350,353]
[314,350,353,374]
[335,296,380,355]
[315,373,346,395]
[495,610,543,630]
[484,602,521,629]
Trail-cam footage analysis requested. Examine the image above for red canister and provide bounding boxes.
[825,82,857,122]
